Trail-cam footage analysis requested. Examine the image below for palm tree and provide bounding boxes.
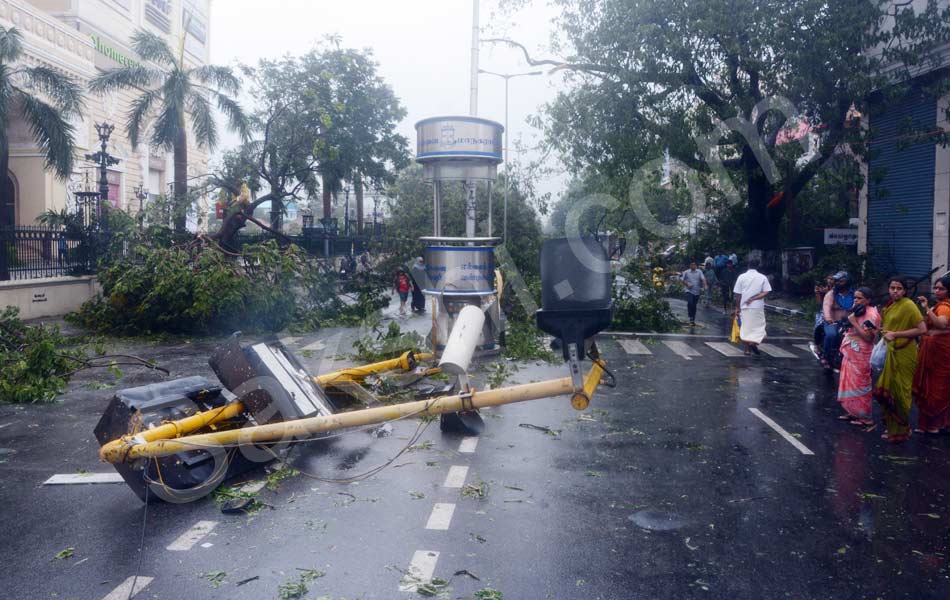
[90,28,248,232]
[0,26,84,210]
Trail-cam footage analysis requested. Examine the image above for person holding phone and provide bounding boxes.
[836,287,881,426]
[912,275,950,433]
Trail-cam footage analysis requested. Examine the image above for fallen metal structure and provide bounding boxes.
[96,237,614,503]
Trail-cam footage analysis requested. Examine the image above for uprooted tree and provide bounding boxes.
[498,0,950,249]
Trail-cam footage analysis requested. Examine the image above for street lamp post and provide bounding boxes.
[133,183,148,230]
[84,122,120,229]
[477,69,542,245]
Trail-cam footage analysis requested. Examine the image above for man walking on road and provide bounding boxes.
[719,260,738,313]
[681,261,707,326]
[733,259,772,355]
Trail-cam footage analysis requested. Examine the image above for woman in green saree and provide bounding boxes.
[873,276,927,443]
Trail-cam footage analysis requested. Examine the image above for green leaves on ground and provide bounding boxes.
[202,571,227,588]
[611,261,679,332]
[352,319,424,363]
[0,307,86,403]
[277,568,325,599]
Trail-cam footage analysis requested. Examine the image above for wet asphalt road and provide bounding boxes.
[1,302,949,600]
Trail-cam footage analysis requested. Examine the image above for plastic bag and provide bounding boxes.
[870,338,887,374]
[729,316,741,343]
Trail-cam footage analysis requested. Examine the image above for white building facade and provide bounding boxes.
[0,0,211,228]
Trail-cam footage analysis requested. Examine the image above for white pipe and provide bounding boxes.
[439,305,485,375]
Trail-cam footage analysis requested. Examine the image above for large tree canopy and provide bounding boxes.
[502,0,950,249]
[298,43,411,228]
[207,42,409,243]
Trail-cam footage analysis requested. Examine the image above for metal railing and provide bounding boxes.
[0,226,101,282]
[0,225,392,282]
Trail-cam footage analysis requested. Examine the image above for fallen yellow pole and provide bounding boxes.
[101,361,606,464]
[126,401,247,445]
[98,351,434,460]
[314,351,434,386]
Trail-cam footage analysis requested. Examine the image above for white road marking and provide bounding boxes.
[748,408,814,455]
[443,466,469,488]
[425,503,456,530]
[0,423,12,430]
[794,344,816,355]
[44,473,124,485]
[458,437,478,453]
[757,344,798,358]
[301,339,326,352]
[166,520,217,551]
[100,576,153,600]
[618,339,652,355]
[399,550,439,592]
[662,340,702,360]
[604,331,808,341]
[705,342,746,357]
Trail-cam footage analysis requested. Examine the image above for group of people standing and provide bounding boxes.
[832,273,950,443]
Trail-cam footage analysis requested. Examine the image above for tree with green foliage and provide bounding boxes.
[497,0,950,249]
[0,26,84,196]
[297,43,410,229]
[90,29,249,232]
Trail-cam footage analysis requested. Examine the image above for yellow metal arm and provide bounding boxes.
[314,351,434,386]
[100,360,608,464]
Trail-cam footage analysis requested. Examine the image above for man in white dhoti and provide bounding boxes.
[733,260,772,355]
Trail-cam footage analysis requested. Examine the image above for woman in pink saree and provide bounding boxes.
[837,287,881,426]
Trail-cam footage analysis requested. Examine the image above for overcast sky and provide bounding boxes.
[209,0,570,208]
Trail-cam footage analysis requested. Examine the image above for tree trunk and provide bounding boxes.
[744,153,784,251]
[270,196,283,232]
[355,174,364,236]
[173,128,189,233]
[321,173,332,222]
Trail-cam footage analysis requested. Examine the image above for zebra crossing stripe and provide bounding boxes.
[757,344,798,358]
[662,340,702,360]
[618,339,652,355]
[705,342,746,357]
[793,344,816,356]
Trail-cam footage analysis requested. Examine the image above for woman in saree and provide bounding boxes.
[912,275,950,434]
[873,276,927,443]
[837,287,881,426]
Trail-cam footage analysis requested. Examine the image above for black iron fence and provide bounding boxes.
[0,225,391,282]
[0,226,102,282]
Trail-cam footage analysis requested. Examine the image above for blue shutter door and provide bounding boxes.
[867,89,936,277]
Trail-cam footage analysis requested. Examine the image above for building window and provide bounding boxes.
[107,171,122,209]
[145,0,173,33]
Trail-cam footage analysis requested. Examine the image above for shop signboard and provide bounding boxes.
[824,228,858,245]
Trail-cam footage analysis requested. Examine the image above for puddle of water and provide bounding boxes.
[629,510,688,532]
